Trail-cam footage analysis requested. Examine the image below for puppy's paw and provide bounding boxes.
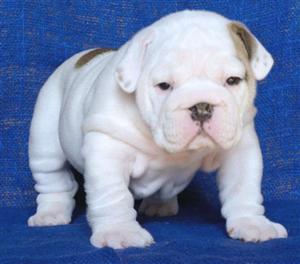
[90,222,154,249]
[138,197,178,217]
[28,211,71,226]
[227,216,288,242]
[28,202,73,227]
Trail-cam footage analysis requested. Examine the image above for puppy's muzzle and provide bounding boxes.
[189,103,214,124]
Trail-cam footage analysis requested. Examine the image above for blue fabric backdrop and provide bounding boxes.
[0,0,299,263]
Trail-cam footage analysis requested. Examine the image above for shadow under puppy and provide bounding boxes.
[28,10,287,249]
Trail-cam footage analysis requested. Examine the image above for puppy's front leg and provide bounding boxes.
[217,123,287,242]
[82,132,153,249]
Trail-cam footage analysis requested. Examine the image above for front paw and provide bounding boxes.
[28,211,71,226]
[227,216,288,242]
[90,222,154,249]
[28,202,73,227]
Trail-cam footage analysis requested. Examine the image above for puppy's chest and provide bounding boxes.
[129,152,203,200]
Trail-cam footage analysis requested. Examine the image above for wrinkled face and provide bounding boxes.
[136,43,249,153]
[116,12,273,153]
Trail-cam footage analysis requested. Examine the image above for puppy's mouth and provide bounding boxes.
[183,119,217,151]
[185,103,233,150]
[159,101,239,152]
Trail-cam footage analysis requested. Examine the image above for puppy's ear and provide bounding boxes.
[229,22,274,80]
[115,28,155,93]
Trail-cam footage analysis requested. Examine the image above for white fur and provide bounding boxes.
[28,10,287,248]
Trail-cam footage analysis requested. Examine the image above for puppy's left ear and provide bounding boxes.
[115,28,155,93]
[229,22,274,80]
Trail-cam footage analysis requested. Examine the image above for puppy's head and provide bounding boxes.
[115,10,273,153]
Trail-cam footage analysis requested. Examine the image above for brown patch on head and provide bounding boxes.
[75,48,113,68]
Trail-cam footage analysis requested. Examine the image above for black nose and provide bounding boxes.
[189,103,214,123]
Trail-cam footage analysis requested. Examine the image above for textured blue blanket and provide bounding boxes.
[0,1,299,263]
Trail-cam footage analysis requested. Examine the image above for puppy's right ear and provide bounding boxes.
[115,27,155,93]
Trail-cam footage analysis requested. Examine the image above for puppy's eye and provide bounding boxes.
[157,82,172,90]
[226,77,242,86]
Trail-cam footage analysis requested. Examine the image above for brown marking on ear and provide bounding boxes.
[228,22,257,60]
[75,48,113,68]
[228,22,256,84]
[228,22,257,125]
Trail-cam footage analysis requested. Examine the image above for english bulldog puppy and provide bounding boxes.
[28,10,287,248]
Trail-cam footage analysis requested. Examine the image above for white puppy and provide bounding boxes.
[28,10,287,248]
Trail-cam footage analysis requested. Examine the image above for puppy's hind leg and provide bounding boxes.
[139,196,179,217]
[28,71,78,227]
